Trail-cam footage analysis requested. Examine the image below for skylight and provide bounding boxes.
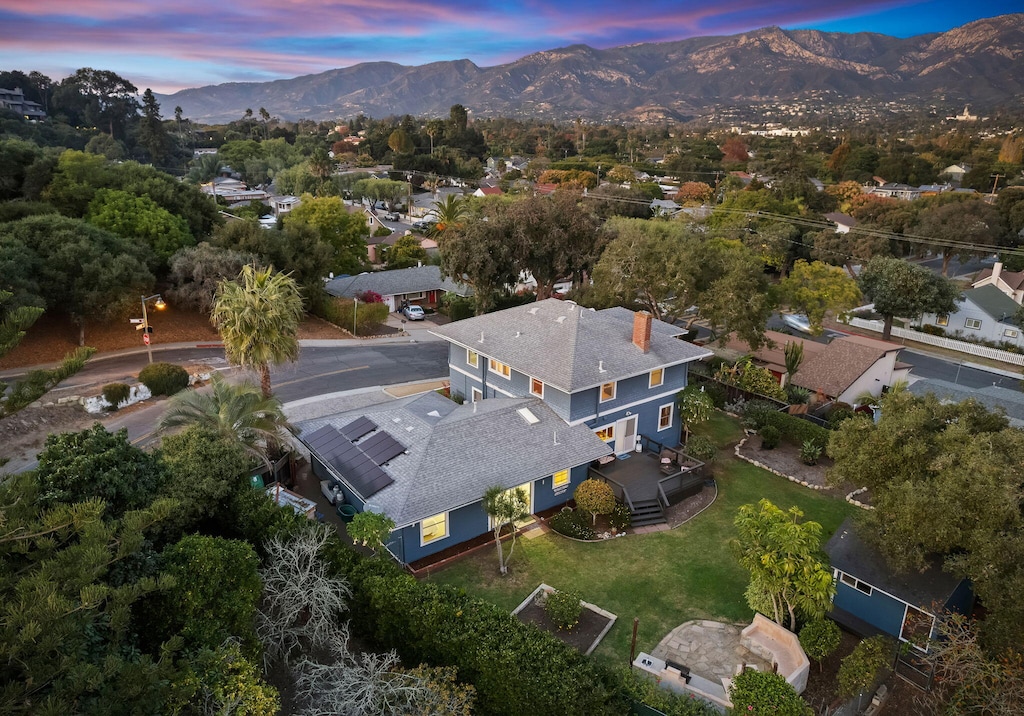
[517,407,540,425]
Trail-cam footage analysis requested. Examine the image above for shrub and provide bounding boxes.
[702,382,727,409]
[1,346,96,417]
[102,382,131,409]
[728,669,811,715]
[838,636,892,698]
[139,362,190,396]
[314,295,388,335]
[800,619,841,669]
[620,668,719,715]
[550,509,596,540]
[785,384,812,405]
[761,410,831,449]
[372,225,392,237]
[544,589,583,630]
[742,399,782,430]
[827,403,855,428]
[760,425,781,450]
[800,440,823,465]
[609,501,632,532]
[684,434,716,462]
[574,479,616,524]
[440,292,474,322]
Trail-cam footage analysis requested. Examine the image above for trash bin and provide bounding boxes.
[336,504,358,523]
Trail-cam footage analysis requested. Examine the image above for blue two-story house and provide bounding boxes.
[298,391,611,567]
[430,299,712,455]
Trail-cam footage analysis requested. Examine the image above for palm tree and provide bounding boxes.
[431,194,467,235]
[158,373,292,470]
[211,265,304,398]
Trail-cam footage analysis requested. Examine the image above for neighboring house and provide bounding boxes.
[430,299,711,453]
[868,183,922,201]
[324,264,470,312]
[941,164,970,182]
[270,195,300,217]
[366,231,437,265]
[919,285,1024,348]
[299,391,611,565]
[823,212,857,234]
[971,261,1024,304]
[650,199,682,217]
[0,87,46,120]
[720,331,910,403]
[825,518,973,648]
[473,186,503,198]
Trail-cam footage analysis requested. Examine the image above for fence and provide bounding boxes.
[848,318,1024,367]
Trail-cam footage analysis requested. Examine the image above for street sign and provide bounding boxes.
[142,333,150,346]
[136,323,145,330]
[129,318,143,324]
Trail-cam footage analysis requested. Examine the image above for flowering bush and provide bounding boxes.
[543,589,582,630]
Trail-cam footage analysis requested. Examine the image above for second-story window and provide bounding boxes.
[489,358,511,378]
[649,368,664,388]
[467,349,479,367]
[530,377,544,397]
[600,381,616,402]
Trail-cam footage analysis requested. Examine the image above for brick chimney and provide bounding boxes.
[992,261,1003,283]
[632,311,652,353]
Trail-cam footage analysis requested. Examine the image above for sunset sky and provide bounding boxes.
[0,2,1017,93]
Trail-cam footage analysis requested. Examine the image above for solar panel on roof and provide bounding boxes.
[340,416,378,441]
[359,431,406,464]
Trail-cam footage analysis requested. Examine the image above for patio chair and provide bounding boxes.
[659,448,678,474]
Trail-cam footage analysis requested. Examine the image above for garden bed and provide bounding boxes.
[512,584,617,656]
[736,437,836,490]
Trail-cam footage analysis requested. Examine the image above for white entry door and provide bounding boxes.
[613,415,638,455]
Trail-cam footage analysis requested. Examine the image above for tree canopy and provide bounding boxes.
[858,256,961,340]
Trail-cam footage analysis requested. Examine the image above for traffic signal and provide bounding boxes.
[145,326,153,334]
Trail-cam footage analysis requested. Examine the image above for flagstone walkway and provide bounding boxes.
[651,619,772,684]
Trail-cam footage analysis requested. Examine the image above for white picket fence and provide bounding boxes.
[848,318,1024,367]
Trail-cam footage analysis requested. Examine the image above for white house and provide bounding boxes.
[971,262,1024,305]
[919,286,1023,348]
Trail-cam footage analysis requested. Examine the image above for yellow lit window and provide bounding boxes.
[649,368,664,388]
[489,358,511,378]
[421,513,448,544]
[600,381,616,402]
[553,469,569,489]
[595,425,614,441]
[467,349,479,367]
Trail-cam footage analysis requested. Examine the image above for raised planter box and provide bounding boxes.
[512,583,617,656]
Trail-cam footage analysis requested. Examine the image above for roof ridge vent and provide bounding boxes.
[555,315,566,323]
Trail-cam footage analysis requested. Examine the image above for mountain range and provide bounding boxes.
[157,14,1024,124]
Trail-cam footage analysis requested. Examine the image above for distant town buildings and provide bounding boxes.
[0,87,46,120]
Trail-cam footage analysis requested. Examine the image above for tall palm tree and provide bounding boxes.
[158,373,293,470]
[211,265,304,398]
[431,194,467,235]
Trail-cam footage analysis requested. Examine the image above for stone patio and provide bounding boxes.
[651,619,772,684]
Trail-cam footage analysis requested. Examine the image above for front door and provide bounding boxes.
[614,415,638,455]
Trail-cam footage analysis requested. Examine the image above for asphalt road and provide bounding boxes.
[901,349,1021,391]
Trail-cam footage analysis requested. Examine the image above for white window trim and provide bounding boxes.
[530,377,544,398]
[466,348,479,368]
[839,571,873,596]
[552,469,570,490]
[489,358,512,379]
[649,369,664,389]
[1003,328,1018,338]
[471,387,483,403]
[965,318,982,330]
[936,315,949,327]
[599,381,617,403]
[568,386,685,426]
[594,423,615,442]
[658,402,674,431]
[420,512,449,547]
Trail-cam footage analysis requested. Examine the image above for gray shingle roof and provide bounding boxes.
[825,518,964,608]
[792,336,900,398]
[297,391,611,528]
[324,265,471,299]
[429,299,711,392]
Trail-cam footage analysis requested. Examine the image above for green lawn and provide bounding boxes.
[423,413,854,669]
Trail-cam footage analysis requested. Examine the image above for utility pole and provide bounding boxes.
[990,173,1004,198]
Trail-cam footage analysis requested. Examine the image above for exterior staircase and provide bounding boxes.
[629,499,666,527]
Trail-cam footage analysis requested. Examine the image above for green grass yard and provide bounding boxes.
[423,412,855,669]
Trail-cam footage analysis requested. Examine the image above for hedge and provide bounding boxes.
[139,362,190,396]
[344,560,626,716]
[761,410,830,449]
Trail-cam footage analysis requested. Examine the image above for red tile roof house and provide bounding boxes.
[721,331,911,404]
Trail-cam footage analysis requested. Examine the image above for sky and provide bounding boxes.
[0,1,1018,94]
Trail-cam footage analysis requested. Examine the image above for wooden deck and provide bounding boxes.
[589,452,670,503]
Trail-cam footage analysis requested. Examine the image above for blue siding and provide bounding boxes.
[399,500,491,564]
[833,580,907,638]
[533,464,589,512]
